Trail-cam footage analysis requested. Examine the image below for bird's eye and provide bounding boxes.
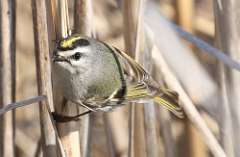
[73,52,82,60]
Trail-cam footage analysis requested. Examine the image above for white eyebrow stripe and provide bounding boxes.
[58,47,90,57]
[58,50,75,57]
[75,47,91,52]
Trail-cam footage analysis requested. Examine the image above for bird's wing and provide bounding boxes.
[110,46,184,118]
[111,46,149,82]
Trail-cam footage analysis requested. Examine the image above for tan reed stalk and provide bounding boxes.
[175,0,194,33]
[32,0,66,156]
[151,46,227,157]
[123,1,148,157]
[146,29,175,157]
[136,1,161,157]
[0,0,16,156]
[214,1,240,156]
[176,1,207,157]
[74,1,94,156]
[52,0,82,157]
[74,0,94,36]
[32,0,57,155]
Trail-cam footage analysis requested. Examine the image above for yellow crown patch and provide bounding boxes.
[60,36,82,49]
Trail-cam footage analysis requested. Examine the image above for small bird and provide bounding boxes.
[52,35,183,119]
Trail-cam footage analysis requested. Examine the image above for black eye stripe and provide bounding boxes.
[70,52,82,60]
[75,39,90,46]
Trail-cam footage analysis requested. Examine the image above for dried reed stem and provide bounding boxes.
[137,1,161,157]
[74,0,94,36]
[144,2,218,120]
[143,101,160,157]
[175,0,194,33]
[157,108,175,157]
[160,3,214,37]
[106,110,129,157]
[147,29,175,157]
[123,0,138,58]
[103,114,116,157]
[214,1,240,156]
[124,0,161,156]
[74,1,95,156]
[176,1,207,156]
[0,0,16,156]
[32,0,63,156]
[59,0,70,37]
[53,1,82,157]
[147,33,175,156]
[152,46,227,157]
[0,96,46,116]
[15,128,40,157]
[49,0,59,37]
[142,46,161,156]
[123,1,147,157]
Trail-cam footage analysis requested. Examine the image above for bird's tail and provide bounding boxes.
[153,89,184,118]
[126,83,184,118]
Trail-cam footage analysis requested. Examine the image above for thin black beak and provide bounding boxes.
[52,54,65,62]
[52,54,71,64]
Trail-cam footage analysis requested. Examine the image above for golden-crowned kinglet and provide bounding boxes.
[52,35,183,118]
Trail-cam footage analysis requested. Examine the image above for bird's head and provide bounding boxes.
[52,35,95,74]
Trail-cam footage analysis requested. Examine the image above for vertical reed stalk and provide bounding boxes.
[106,110,129,157]
[176,1,207,156]
[0,0,16,156]
[214,1,240,156]
[74,1,94,156]
[148,35,175,157]
[59,0,70,37]
[137,1,161,157]
[32,0,58,156]
[175,0,194,33]
[151,46,227,157]
[53,1,81,157]
[123,0,138,58]
[103,114,116,157]
[157,108,175,157]
[74,0,94,36]
[123,1,147,157]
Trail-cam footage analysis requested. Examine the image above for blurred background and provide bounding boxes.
[2,0,238,157]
